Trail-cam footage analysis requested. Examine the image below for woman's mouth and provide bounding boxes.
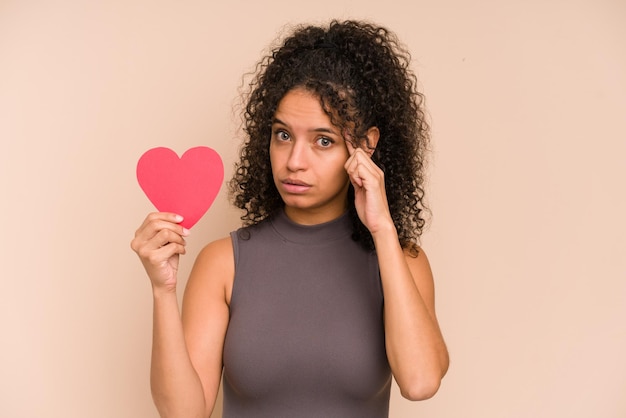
[281,179,311,194]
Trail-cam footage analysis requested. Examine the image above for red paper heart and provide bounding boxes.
[136,146,224,229]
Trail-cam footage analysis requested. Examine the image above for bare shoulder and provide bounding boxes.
[184,236,235,305]
[403,246,433,276]
[195,236,234,272]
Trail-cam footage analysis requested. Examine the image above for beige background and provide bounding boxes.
[1,0,625,417]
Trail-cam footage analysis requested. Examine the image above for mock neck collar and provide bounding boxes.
[270,208,353,244]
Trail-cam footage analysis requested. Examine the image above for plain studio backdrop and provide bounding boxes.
[1,1,624,417]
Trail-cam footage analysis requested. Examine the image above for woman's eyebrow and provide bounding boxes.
[311,127,339,135]
[272,117,339,135]
[271,117,288,127]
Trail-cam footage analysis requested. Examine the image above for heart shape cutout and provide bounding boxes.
[136,146,224,229]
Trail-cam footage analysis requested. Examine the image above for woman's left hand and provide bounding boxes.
[344,141,394,234]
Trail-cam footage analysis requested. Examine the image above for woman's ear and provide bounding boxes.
[364,126,380,156]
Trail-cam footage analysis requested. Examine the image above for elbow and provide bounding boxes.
[399,376,442,401]
[151,390,208,418]
[398,360,448,401]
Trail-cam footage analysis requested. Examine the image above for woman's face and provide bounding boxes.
[270,88,350,225]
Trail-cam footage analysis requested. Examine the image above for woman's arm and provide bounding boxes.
[150,288,208,417]
[181,237,233,417]
[344,144,449,401]
[373,229,449,400]
[131,213,232,418]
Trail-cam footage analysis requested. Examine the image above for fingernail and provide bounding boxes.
[182,227,190,236]
[174,214,184,222]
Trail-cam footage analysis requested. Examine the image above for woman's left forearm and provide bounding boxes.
[372,225,449,400]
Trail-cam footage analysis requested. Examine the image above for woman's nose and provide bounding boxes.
[286,141,307,171]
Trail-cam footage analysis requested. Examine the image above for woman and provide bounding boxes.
[132,20,448,418]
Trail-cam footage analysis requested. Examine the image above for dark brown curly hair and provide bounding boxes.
[229,20,430,252]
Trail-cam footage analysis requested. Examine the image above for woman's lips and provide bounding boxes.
[281,179,311,194]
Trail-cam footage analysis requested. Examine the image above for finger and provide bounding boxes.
[348,148,384,177]
[136,227,187,255]
[345,137,357,156]
[141,211,183,227]
[152,228,187,249]
[344,145,367,171]
[346,153,384,191]
[156,242,187,257]
[344,154,363,187]
[136,212,182,235]
[132,217,189,256]
[132,230,186,258]
[138,242,186,268]
[345,148,374,175]
[135,213,189,240]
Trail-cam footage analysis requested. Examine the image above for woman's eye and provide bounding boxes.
[317,137,333,147]
[274,130,290,141]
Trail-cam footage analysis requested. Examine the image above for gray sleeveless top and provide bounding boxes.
[223,210,391,418]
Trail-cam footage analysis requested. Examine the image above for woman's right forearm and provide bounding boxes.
[150,288,206,418]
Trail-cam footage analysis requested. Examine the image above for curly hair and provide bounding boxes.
[229,20,430,253]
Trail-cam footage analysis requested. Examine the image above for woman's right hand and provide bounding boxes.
[130,212,190,293]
